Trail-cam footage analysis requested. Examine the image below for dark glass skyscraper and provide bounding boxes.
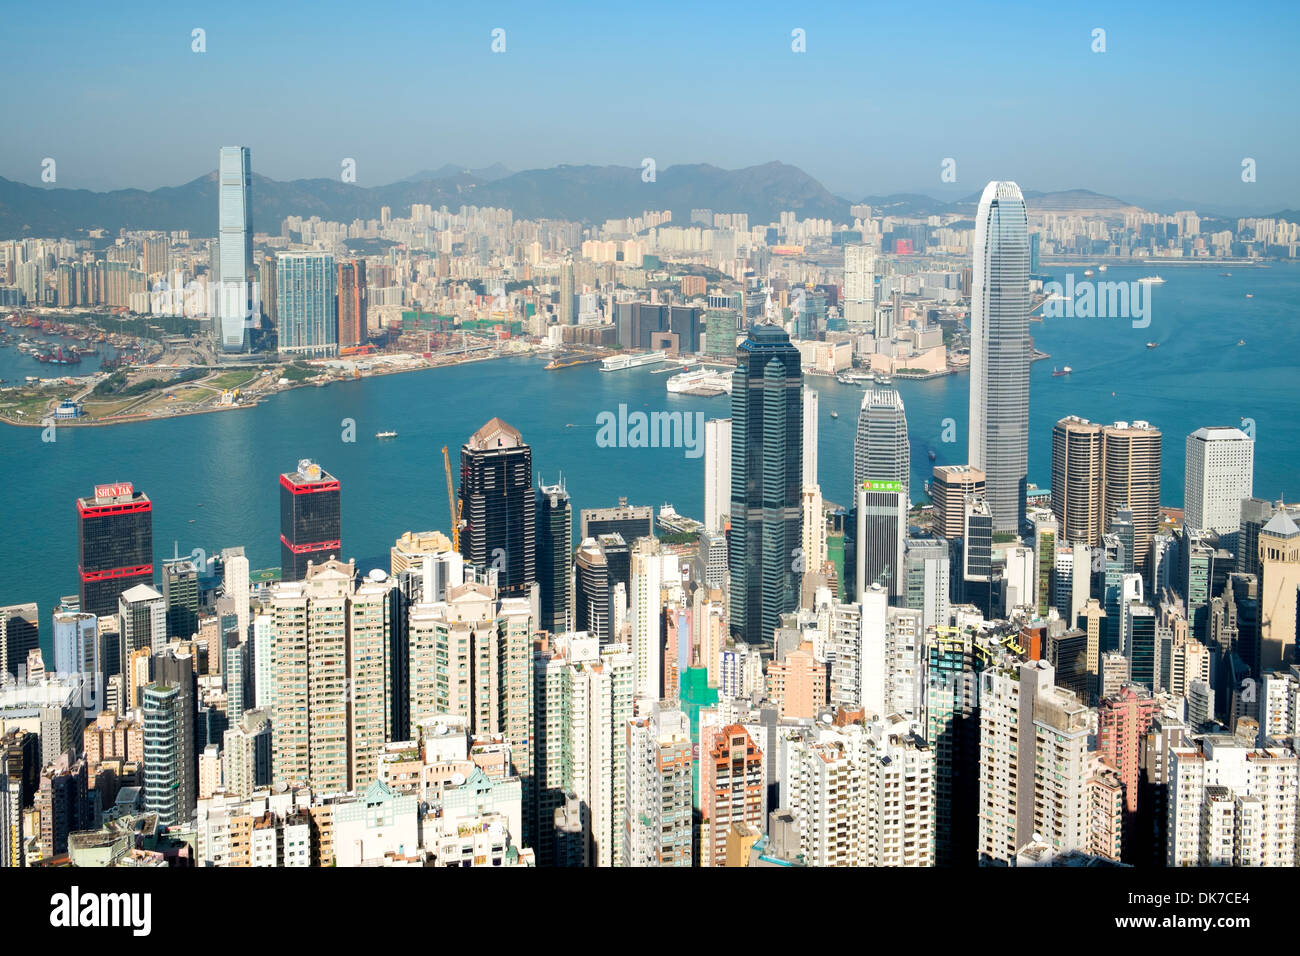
[536,479,572,633]
[279,459,341,582]
[728,324,802,645]
[459,418,536,596]
[77,482,153,619]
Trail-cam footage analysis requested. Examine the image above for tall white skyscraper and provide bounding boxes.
[802,386,819,488]
[969,181,1030,534]
[703,418,731,533]
[843,244,875,331]
[217,146,253,353]
[1184,426,1254,536]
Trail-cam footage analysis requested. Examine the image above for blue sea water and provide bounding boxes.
[2,262,1297,635]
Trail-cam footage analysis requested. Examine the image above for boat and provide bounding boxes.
[1220,272,1232,277]
[601,350,666,372]
[1097,265,1107,272]
[830,411,838,419]
[666,368,733,396]
[875,374,894,386]
[1146,342,1159,349]
[836,370,876,386]
[928,450,937,461]
[1052,366,1072,377]
[1083,269,1094,277]
[1137,275,1165,284]
[1237,339,1246,346]
[1245,293,1254,299]
[376,430,397,439]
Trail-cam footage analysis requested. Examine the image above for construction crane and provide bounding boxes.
[441,445,462,552]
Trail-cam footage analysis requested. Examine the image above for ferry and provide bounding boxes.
[875,374,894,386]
[601,350,666,372]
[1052,366,1072,377]
[1146,342,1159,349]
[836,370,876,386]
[376,430,397,440]
[666,368,732,396]
[1137,275,1165,285]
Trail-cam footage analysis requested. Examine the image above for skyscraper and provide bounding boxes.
[856,481,907,599]
[1102,420,1162,571]
[968,181,1030,534]
[276,251,337,357]
[279,460,341,583]
[217,146,253,353]
[77,482,153,619]
[1051,416,1105,545]
[624,706,692,867]
[336,259,368,349]
[930,465,985,540]
[853,388,910,506]
[536,479,572,634]
[802,386,819,488]
[729,324,803,644]
[703,418,732,534]
[1257,511,1300,672]
[459,418,536,596]
[1184,426,1254,537]
[842,244,875,331]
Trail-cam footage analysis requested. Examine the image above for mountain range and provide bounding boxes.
[0,162,1287,239]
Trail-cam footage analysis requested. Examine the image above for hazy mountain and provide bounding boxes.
[399,163,514,183]
[0,161,851,237]
[9,166,1283,240]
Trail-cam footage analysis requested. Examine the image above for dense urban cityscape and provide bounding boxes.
[0,8,1296,933]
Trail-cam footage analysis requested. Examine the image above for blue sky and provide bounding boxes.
[3,0,1297,210]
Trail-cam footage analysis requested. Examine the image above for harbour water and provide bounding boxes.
[2,262,1297,627]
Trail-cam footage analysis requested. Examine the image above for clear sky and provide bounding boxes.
[4,0,1297,211]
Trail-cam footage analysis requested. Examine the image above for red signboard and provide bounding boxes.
[94,482,134,499]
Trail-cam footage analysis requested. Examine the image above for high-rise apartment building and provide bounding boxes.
[782,715,935,866]
[269,559,393,794]
[276,251,337,357]
[842,244,875,331]
[624,705,692,867]
[700,724,765,867]
[336,259,368,349]
[1167,733,1298,866]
